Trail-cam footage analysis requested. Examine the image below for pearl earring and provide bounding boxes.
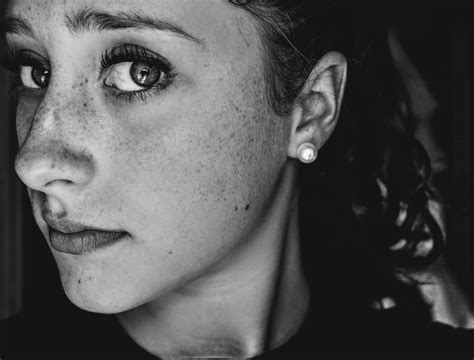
[297,143,318,164]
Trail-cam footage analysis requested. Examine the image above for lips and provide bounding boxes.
[48,228,127,255]
[42,210,128,255]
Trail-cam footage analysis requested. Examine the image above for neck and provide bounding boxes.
[117,161,310,358]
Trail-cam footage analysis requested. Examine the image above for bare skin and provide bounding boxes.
[6,0,347,357]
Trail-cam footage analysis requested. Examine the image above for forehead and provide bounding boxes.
[5,0,258,52]
[7,0,225,19]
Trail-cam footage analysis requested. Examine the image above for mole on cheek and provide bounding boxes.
[233,204,250,212]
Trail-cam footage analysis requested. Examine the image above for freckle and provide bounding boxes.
[88,277,92,281]
[245,204,250,211]
[85,79,89,84]
[168,251,173,255]
[234,206,238,211]
[78,280,82,284]
[83,103,87,107]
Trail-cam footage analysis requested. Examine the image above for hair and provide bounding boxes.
[230,0,444,310]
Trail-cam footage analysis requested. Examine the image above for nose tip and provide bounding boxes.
[15,142,95,193]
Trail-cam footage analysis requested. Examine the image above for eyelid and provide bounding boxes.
[100,44,172,72]
[0,48,49,72]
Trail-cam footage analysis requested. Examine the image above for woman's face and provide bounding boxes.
[7,0,290,312]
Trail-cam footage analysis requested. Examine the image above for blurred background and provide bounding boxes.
[0,21,23,321]
[390,8,473,307]
[0,0,473,324]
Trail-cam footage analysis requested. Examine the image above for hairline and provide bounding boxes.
[236,2,309,116]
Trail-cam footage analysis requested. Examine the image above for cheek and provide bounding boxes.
[106,82,288,250]
[55,94,288,313]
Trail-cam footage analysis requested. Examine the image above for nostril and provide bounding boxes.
[45,179,74,187]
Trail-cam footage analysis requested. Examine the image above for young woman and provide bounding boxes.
[1,0,472,358]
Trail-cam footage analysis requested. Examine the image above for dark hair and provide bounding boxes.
[230,0,444,306]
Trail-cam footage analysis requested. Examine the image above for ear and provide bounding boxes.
[287,52,347,160]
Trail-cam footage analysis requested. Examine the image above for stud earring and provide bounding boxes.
[297,143,318,164]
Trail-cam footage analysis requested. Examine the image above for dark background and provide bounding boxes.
[0,0,473,354]
[393,9,473,301]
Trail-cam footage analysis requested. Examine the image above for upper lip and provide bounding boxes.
[42,210,124,234]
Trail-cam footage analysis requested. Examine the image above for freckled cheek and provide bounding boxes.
[149,114,274,212]
[107,86,284,239]
[111,118,251,239]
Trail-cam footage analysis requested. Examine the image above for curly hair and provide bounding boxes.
[230,0,444,306]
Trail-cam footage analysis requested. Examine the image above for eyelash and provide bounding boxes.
[100,44,177,102]
[0,44,177,102]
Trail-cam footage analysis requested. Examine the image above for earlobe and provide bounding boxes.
[288,51,347,162]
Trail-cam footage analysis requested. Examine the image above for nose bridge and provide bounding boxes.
[15,87,96,192]
[20,74,80,145]
[29,95,64,142]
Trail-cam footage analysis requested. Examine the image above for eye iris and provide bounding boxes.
[32,66,50,87]
[131,61,160,87]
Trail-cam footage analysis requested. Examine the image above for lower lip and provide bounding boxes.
[48,228,128,255]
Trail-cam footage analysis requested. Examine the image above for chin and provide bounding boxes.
[53,253,187,315]
[54,257,147,315]
[59,274,140,314]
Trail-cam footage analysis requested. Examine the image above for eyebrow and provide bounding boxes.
[1,8,205,48]
[1,16,33,37]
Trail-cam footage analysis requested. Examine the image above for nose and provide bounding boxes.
[15,104,95,194]
[15,141,95,192]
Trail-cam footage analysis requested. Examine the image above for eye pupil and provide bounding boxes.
[131,62,160,87]
[32,66,50,87]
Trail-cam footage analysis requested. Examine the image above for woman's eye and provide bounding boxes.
[104,61,163,92]
[20,65,50,89]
